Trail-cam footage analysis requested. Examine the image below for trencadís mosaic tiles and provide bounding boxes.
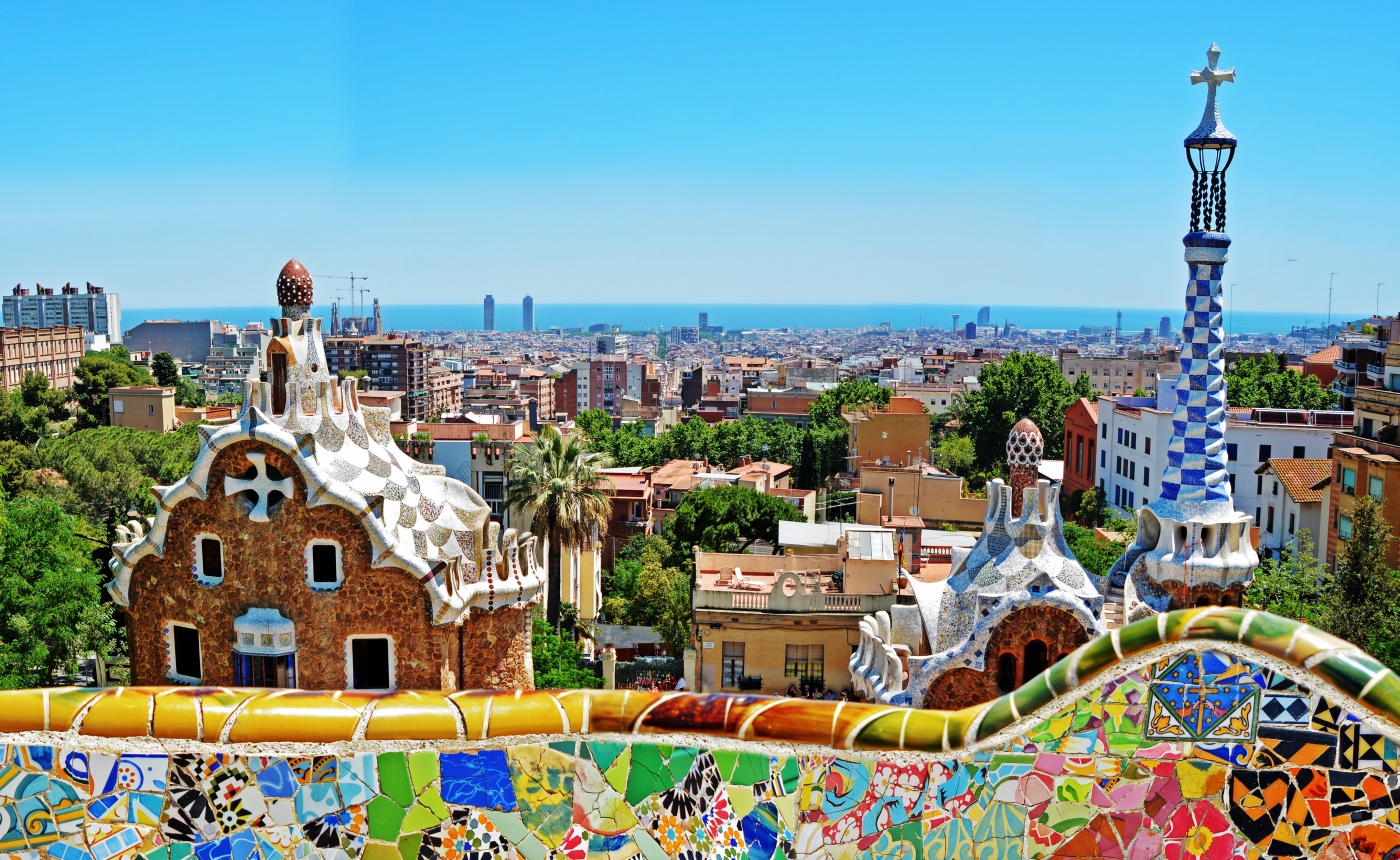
[0,608,1398,860]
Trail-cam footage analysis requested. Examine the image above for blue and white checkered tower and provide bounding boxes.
[1113,44,1259,621]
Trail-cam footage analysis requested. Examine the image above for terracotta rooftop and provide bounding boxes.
[1304,344,1341,365]
[1256,458,1334,503]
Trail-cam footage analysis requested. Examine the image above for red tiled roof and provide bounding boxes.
[1259,458,1333,503]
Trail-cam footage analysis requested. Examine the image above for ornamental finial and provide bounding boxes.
[1185,43,1237,149]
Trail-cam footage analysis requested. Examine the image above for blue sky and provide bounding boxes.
[1,1,1396,314]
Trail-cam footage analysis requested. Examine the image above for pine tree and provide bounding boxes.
[1327,495,1400,665]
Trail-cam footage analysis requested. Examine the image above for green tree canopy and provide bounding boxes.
[1244,530,1329,626]
[75,349,154,428]
[1225,355,1339,410]
[1328,496,1400,665]
[531,617,602,689]
[669,484,804,553]
[0,495,117,688]
[151,352,180,387]
[31,424,203,529]
[808,377,891,426]
[948,352,1078,470]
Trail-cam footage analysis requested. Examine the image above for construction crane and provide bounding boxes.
[318,273,369,318]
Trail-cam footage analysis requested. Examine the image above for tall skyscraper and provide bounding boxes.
[483,295,495,332]
[522,295,535,331]
[976,306,991,327]
[1159,316,1172,338]
[698,312,709,329]
[4,282,122,343]
[1116,310,1123,334]
[951,314,960,333]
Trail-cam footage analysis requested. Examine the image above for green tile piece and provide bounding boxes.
[548,741,577,757]
[512,833,548,860]
[360,844,400,860]
[168,846,192,860]
[711,749,739,782]
[603,746,630,795]
[367,795,407,842]
[778,756,799,793]
[143,849,169,860]
[396,833,422,860]
[730,752,769,786]
[976,697,1017,742]
[655,744,673,758]
[417,786,448,819]
[377,752,414,807]
[408,750,439,795]
[667,746,697,783]
[482,810,529,845]
[632,830,670,860]
[588,741,626,772]
[399,801,445,833]
[625,744,677,805]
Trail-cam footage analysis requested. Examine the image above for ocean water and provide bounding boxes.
[124,302,1353,337]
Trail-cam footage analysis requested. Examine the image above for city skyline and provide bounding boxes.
[1,3,1395,315]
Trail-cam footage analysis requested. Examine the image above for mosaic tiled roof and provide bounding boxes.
[107,297,540,625]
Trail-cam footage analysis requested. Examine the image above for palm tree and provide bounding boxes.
[506,424,614,627]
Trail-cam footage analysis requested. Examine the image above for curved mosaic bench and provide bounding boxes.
[1,607,1398,860]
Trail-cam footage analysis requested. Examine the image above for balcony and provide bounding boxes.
[1333,382,1356,398]
[693,588,898,614]
[1335,360,1357,372]
[1367,365,1385,378]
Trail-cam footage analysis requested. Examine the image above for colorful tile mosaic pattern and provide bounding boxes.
[0,609,1397,859]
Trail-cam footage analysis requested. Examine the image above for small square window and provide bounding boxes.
[194,534,223,584]
[347,636,395,690]
[1340,514,1354,541]
[168,623,202,683]
[306,540,343,588]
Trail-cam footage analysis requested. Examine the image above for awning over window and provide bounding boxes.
[234,608,296,656]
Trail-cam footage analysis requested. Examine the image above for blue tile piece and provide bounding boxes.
[255,760,298,799]
[193,837,233,860]
[439,750,517,811]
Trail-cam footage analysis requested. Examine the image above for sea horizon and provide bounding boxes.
[120,302,1368,338]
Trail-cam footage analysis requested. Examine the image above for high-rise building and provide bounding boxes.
[522,295,534,331]
[483,295,495,332]
[1160,316,1172,338]
[1116,310,1123,334]
[5,282,122,343]
[976,306,991,327]
[699,312,709,329]
[951,314,960,333]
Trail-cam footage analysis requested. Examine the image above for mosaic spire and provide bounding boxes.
[1109,45,1256,618]
[1153,44,1239,522]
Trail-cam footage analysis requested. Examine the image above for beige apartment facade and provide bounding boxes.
[0,325,84,391]
[109,385,177,432]
[1057,347,1181,395]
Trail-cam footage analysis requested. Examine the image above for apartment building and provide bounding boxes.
[5,283,122,343]
[842,396,931,471]
[424,365,463,417]
[1096,395,1352,521]
[742,387,819,428]
[881,380,968,415]
[108,385,177,432]
[1060,397,1099,499]
[690,530,901,694]
[1327,433,1400,571]
[0,325,85,391]
[123,319,225,363]
[1255,458,1331,565]
[1057,346,1181,395]
[574,355,655,418]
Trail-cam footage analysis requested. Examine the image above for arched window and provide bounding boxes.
[997,653,1017,692]
[269,341,288,415]
[1023,640,1049,682]
[1196,595,1214,607]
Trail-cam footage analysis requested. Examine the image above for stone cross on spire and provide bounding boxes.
[1186,43,1237,147]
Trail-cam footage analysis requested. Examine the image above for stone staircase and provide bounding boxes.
[1102,584,1126,629]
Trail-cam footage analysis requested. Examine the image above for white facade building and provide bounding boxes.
[1096,397,1351,524]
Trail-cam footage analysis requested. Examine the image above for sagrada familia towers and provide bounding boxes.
[853,45,1258,707]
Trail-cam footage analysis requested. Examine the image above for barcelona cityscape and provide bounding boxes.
[0,5,1397,860]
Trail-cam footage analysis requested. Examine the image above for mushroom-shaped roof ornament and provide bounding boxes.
[276,260,314,318]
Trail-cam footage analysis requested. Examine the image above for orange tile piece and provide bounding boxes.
[79,688,153,737]
[198,689,256,741]
[0,689,46,732]
[47,688,107,732]
[485,691,571,738]
[445,691,493,740]
[365,692,459,741]
[152,689,202,740]
[551,691,590,733]
[587,691,662,734]
[227,691,363,743]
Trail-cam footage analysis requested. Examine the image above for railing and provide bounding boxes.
[1369,365,1386,377]
[1333,382,1357,397]
[1335,360,1358,371]
[922,546,954,563]
[694,588,898,613]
